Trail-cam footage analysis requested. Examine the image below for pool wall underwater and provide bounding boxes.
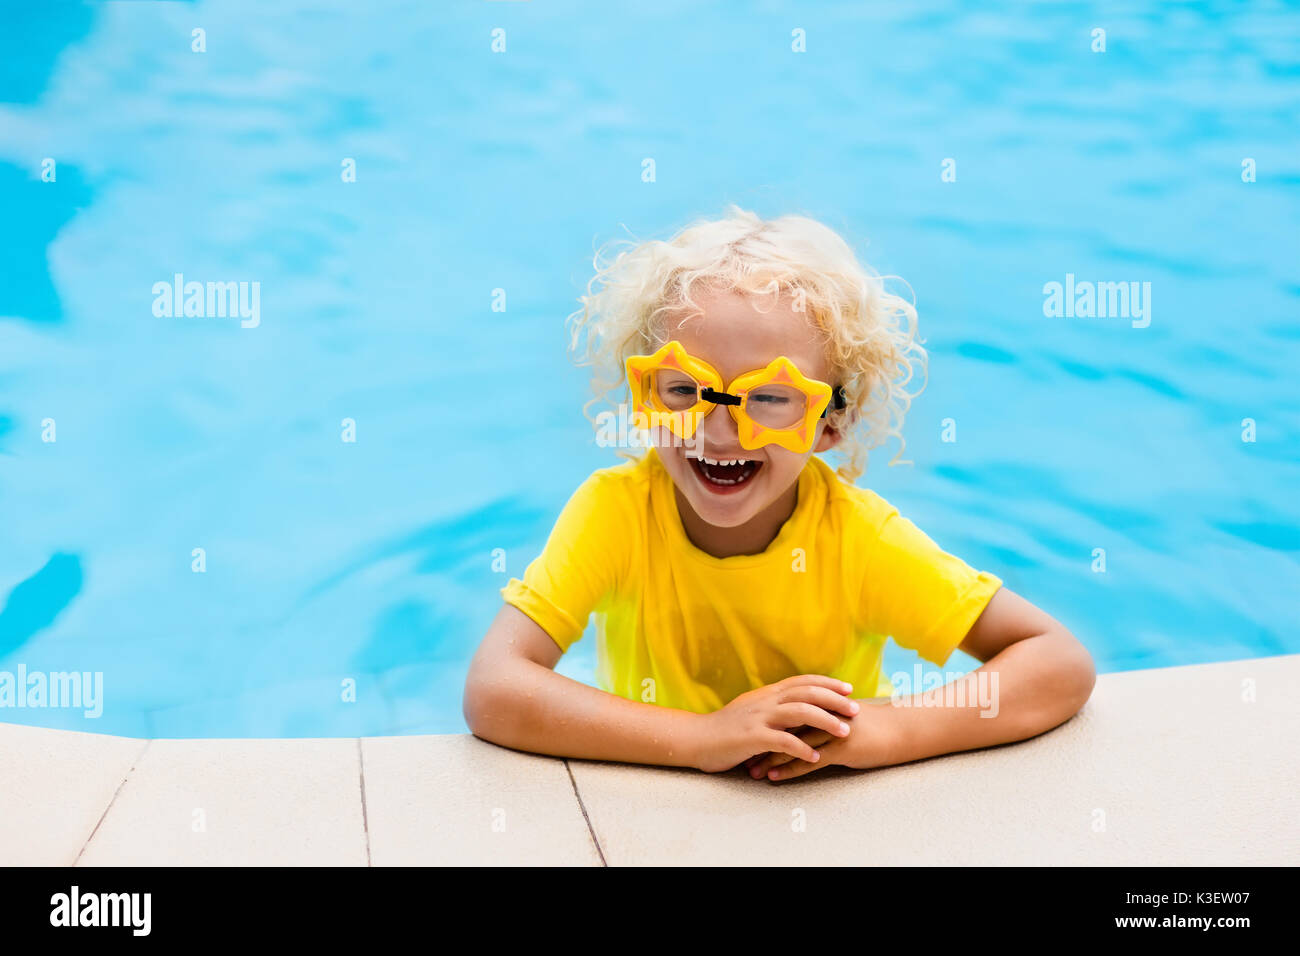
[0,1,1297,737]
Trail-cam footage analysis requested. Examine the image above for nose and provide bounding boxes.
[694,397,743,453]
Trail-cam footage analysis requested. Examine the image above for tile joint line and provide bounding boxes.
[357,739,372,867]
[74,737,152,865]
[564,759,607,867]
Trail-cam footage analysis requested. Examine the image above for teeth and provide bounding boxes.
[694,455,758,487]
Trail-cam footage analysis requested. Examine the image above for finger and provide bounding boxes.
[746,725,812,769]
[773,702,851,740]
[767,739,845,782]
[780,685,861,717]
[766,756,826,782]
[766,730,822,765]
[752,729,832,773]
[750,729,832,777]
[777,674,854,696]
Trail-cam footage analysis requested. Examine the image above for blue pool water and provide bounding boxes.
[1,1,1297,738]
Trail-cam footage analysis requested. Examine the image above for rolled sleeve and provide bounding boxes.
[499,471,631,653]
[861,509,1003,667]
[501,576,585,652]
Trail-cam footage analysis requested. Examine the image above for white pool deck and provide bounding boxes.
[3,654,1297,866]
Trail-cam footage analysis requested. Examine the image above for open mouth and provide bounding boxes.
[688,454,762,491]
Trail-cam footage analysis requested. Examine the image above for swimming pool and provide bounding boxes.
[1,1,1296,738]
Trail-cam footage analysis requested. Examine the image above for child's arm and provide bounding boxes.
[464,603,861,772]
[752,587,1096,781]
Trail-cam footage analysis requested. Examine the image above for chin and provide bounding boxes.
[684,491,766,528]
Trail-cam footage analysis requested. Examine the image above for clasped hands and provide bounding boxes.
[692,675,897,783]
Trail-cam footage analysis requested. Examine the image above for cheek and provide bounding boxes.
[648,425,679,452]
[649,431,692,474]
[762,448,807,474]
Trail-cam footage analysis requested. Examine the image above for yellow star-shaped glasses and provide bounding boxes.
[625,340,844,454]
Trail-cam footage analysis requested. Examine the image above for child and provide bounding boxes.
[464,206,1095,782]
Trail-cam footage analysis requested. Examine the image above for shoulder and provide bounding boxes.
[575,450,656,499]
[557,451,655,527]
[808,455,898,536]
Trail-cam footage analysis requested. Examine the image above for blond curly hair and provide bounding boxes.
[565,205,927,483]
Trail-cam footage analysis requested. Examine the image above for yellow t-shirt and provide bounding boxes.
[501,447,1003,712]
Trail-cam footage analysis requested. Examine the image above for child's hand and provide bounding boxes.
[745,701,899,782]
[691,675,859,773]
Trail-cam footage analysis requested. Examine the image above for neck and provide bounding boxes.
[674,478,801,558]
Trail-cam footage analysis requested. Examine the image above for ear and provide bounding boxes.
[812,420,842,454]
